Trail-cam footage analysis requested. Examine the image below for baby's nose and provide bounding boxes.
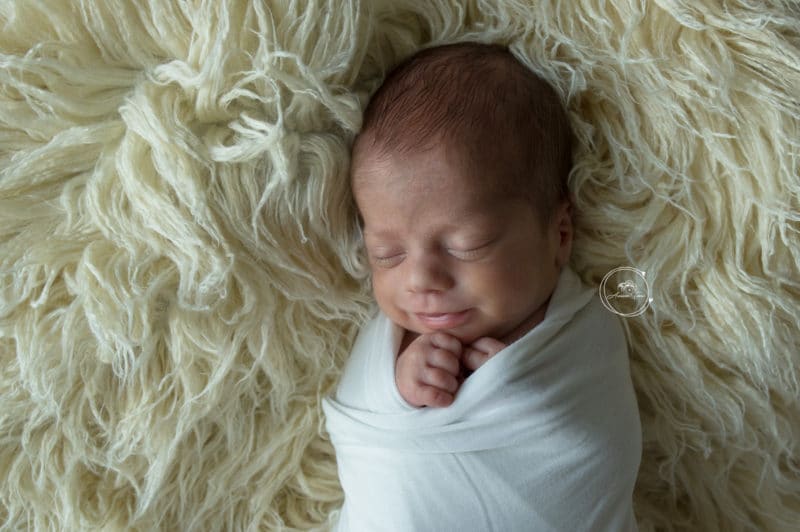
[406,252,454,293]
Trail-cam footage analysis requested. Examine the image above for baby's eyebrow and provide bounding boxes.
[361,228,395,239]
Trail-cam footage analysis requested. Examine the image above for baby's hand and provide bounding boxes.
[462,337,507,372]
[396,332,463,408]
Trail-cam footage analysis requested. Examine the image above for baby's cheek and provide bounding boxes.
[372,274,408,323]
[370,273,392,305]
[479,263,522,299]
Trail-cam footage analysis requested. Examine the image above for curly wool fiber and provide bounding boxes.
[1,0,798,530]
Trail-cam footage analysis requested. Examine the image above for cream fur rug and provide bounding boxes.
[1,1,798,530]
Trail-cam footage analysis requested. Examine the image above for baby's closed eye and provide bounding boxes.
[446,240,495,261]
[368,250,405,268]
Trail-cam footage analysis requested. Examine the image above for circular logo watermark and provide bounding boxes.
[599,267,653,317]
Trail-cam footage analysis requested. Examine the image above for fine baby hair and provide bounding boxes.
[353,41,573,228]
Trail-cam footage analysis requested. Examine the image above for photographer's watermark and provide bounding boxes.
[599,267,652,317]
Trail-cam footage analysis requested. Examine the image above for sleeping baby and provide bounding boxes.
[322,42,642,531]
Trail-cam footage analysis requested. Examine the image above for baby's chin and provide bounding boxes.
[405,322,494,345]
[410,306,546,346]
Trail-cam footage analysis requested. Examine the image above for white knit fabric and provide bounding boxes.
[323,267,641,531]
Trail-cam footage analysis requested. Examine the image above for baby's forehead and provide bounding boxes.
[354,154,530,226]
[352,144,497,198]
[352,132,506,183]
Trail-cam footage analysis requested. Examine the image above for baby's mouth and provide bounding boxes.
[414,309,471,330]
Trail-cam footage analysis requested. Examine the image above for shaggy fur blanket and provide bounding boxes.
[1,1,798,530]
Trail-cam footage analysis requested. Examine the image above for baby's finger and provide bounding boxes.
[420,366,460,394]
[426,348,461,376]
[416,385,455,408]
[470,337,507,358]
[462,347,490,371]
[427,332,462,356]
[462,338,507,371]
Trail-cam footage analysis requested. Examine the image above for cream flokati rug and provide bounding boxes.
[1,0,798,530]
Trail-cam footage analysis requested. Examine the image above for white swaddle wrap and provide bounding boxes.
[322,267,641,531]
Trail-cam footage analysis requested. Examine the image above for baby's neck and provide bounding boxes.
[498,295,551,345]
[399,330,418,353]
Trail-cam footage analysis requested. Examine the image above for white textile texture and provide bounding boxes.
[0,1,798,530]
[324,266,641,531]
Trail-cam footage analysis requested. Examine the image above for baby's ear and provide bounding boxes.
[554,199,573,267]
[555,197,573,229]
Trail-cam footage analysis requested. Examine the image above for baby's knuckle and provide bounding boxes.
[428,348,449,363]
[426,389,451,407]
[421,365,437,383]
[431,332,456,348]
[437,391,455,407]
[427,369,444,386]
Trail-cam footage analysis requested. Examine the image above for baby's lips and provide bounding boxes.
[415,309,472,330]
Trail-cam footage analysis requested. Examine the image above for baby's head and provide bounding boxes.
[351,42,574,344]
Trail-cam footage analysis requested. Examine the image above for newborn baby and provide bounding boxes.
[323,42,641,531]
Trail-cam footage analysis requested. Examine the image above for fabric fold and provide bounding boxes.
[323,267,641,531]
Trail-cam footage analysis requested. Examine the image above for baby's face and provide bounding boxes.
[352,142,572,345]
